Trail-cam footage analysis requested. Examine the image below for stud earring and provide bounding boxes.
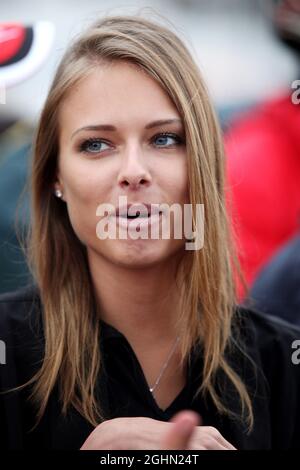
[54,188,63,198]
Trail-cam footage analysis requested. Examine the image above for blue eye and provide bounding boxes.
[79,138,110,154]
[153,133,183,147]
[78,132,184,156]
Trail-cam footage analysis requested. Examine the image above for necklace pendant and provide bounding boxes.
[148,335,180,397]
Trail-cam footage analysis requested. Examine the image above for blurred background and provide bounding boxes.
[1,0,299,324]
[1,0,298,122]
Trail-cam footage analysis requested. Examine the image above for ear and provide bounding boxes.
[53,179,65,200]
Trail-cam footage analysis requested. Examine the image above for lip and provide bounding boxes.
[115,203,163,218]
[111,211,163,230]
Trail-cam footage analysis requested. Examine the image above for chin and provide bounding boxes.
[103,238,175,267]
[105,237,186,269]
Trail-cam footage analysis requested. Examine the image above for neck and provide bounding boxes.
[87,250,183,348]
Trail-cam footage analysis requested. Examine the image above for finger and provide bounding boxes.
[189,436,236,451]
[188,427,237,451]
[223,440,236,450]
[206,428,237,450]
[159,410,202,450]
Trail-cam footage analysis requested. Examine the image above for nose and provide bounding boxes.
[117,143,152,191]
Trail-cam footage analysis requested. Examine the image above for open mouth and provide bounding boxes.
[111,203,164,230]
[120,210,163,219]
[113,209,163,231]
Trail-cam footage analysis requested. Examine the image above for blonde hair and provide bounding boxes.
[17,12,253,431]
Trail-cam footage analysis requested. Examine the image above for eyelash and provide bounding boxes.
[78,132,185,155]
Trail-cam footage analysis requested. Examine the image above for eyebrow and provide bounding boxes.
[71,118,183,140]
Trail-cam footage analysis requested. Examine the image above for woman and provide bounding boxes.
[0,14,300,450]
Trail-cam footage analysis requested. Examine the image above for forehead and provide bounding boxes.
[59,61,180,135]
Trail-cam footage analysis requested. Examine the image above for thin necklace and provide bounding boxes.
[149,335,180,395]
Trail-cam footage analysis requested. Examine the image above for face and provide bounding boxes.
[56,60,189,269]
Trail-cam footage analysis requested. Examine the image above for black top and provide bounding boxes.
[1,283,300,450]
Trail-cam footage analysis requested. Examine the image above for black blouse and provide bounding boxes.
[0,283,300,450]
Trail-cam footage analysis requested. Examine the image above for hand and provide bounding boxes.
[80,416,170,450]
[80,410,236,450]
[159,410,201,449]
[159,410,236,450]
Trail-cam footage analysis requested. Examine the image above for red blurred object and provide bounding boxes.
[0,21,54,88]
[225,93,300,300]
[0,24,26,64]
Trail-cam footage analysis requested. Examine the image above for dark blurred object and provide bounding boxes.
[247,234,300,326]
[273,0,300,55]
[0,21,54,293]
[0,121,32,294]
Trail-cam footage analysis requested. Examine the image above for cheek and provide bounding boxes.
[159,158,189,203]
[60,162,113,242]
[61,158,114,204]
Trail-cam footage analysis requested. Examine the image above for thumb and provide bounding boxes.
[159,410,202,450]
